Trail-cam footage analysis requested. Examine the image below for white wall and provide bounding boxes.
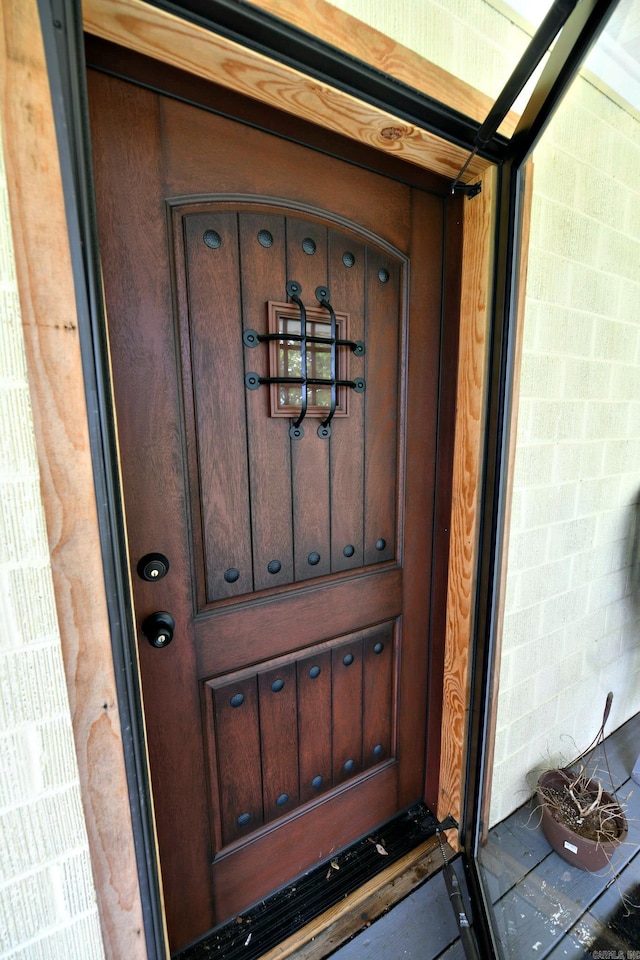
[0,129,105,960]
[491,76,640,824]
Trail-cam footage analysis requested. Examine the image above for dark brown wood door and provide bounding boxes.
[88,64,459,954]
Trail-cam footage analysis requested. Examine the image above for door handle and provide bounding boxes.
[143,611,175,648]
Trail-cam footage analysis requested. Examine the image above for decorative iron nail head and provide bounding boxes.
[257,229,273,247]
[203,229,222,249]
[230,693,245,708]
[302,238,316,255]
[224,567,240,583]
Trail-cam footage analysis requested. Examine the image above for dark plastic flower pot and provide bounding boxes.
[537,768,627,872]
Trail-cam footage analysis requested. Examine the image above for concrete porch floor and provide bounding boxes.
[326,711,640,959]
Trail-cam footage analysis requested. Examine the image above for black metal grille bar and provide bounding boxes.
[286,280,308,434]
[316,285,337,438]
[242,281,365,440]
[243,330,365,353]
[245,376,365,390]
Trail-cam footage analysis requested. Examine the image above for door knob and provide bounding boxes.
[143,611,175,648]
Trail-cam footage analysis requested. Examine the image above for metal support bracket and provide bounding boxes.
[451,181,482,199]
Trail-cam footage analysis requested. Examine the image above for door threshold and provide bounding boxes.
[173,802,448,960]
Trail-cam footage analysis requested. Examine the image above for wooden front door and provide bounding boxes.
[88,56,461,954]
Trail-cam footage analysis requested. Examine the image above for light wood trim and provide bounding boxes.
[0,2,148,959]
[437,166,499,842]
[258,835,451,960]
[249,0,519,138]
[82,0,489,182]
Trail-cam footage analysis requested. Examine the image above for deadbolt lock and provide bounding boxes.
[137,552,170,582]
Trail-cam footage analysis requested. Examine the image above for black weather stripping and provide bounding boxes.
[173,802,440,960]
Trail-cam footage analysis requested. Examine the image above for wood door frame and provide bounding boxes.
[3,1,500,957]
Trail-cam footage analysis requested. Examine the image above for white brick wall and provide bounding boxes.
[491,77,640,824]
[0,130,105,960]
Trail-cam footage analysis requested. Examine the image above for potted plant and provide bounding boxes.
[536,692,628,871]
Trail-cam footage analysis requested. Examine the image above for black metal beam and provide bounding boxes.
[474,0,578,152]
[142,0,508,162]
[508,0,621,165]
[461,1,621,955]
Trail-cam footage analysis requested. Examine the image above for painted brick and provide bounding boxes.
[563,357,611,401]
[0,123,104,960]
[501,606,543,653]
[513,443,556,488]
[1,912,105,960]
[553,440,603,483]
[593,318,639,364]
[602,437,640,475]
[576,475,622,516]
[539,585,589,637]
[605,598,634,635]
[594,508,631,546]
[0,790,87,884]
[567,607,608,646]
[520,483,577,529]
[517,557,572,608]
[0,868,57,949]
[588,569,627,613]
[622,618,640,650]
[0,480,50,567]
[529,398,586,442]
[546,516,596,560]
[506,525,549,572]
[528,305,594,358]
[518,354,565,399]
[534,650,585,705]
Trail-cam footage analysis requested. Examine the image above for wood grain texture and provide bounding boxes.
[82,0,490,182]
[5,0,504,950]
[437,166,499,841]
[0,3,148,959]
[247,0,520,138]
